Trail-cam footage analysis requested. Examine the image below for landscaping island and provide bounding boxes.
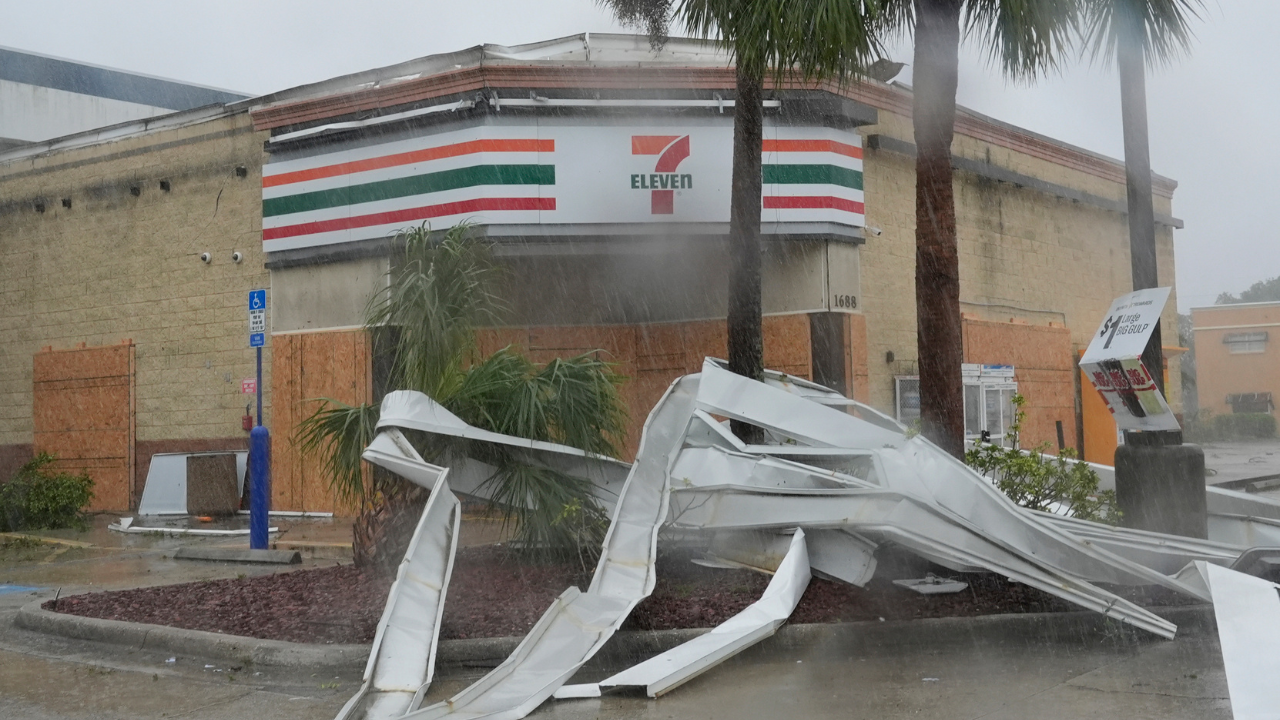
[44,546,1196,645]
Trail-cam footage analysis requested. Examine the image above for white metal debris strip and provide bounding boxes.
[1194,561,1280,720]
[400,375,699,720]
[338,358,1274,720]
[596,527,811,697]
[335,433,461,720]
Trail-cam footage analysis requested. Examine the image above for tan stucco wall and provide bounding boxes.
[857,109,1181,418]
[0,112,272,449]
[1192,302,1280,417]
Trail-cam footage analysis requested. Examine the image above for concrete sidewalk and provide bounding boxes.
[0,597,1231,720]
[0,516,1234,719]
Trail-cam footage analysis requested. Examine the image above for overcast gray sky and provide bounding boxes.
[3,0,1272,311]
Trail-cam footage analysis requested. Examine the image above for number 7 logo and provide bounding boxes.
[632,135,691,214]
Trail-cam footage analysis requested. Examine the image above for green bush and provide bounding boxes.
[0,453,94,532]
[1184,412,1277,442]
[965,395,1119,524]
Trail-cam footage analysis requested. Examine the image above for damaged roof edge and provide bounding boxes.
[1,32,1179,198]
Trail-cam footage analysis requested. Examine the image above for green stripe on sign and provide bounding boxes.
[263,165,555,217]
[763,164,863,190]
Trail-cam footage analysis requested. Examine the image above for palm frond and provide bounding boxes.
[598,0,675,47]
[964,0,1082,81]
[676,0,888,83]
[365,222,505,399]
[447,347,628,458]
[479,459,609,566]
[1081,0,1205,69]
[294,399,380,505]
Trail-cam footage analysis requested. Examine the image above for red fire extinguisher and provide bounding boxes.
[242,403,253,432]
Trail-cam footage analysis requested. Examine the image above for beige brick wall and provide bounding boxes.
[0,112,273,447]
[858,109,1181,416]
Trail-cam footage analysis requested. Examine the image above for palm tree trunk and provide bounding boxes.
[352,463,429,577]
[1117,16,1164,395]
[728,65,766,443]
[912,0,965,458]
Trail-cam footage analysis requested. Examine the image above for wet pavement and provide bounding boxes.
[0,515,350,596]
[0,514,1233,719]
[1202,438,1280,488]
[0,584,1233,720]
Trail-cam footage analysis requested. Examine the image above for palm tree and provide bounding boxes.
[297,224,627,576]
[1081,0,1204,398]
[878,0,1078,457]
[602,0,883,441]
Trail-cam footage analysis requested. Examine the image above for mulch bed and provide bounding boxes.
[45,545,1198,645]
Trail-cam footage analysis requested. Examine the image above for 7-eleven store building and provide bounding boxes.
[251,34,1181,511]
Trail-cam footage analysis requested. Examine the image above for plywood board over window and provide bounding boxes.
[32,342,136,512]
[272,329,371,514]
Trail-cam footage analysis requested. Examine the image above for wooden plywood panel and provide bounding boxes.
[963,319,1075,451]
[32,342,135,512]
[763,314,812,380]
[271,332,302,512]
[271,330,371,515]
[186,453,240,516]
[846,313,870,403]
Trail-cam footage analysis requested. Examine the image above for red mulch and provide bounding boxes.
[46,546,1197,645]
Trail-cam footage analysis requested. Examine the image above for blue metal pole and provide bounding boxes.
[256,347,263,427]
[249,425,270,550]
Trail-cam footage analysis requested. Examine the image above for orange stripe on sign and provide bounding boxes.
[763,139,863,159]
[632,136,681,155]
[263,139,555,188]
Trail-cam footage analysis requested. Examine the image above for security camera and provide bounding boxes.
[867,226,884,237]
[231,251,243,264]
[200,252,211,263]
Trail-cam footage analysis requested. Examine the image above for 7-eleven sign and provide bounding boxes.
[630,135,691,214]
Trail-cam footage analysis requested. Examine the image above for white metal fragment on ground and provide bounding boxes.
[893,576,969,594]
[1197,561,1280,720]
[401,375,699,720]
[107,523,279,536]
[355,359,1268,720]
[682,360,1195,636]
[597,528,810,697]
[1206,486,1280,547]
[334,434,460,720]
[1037,511,1244,574]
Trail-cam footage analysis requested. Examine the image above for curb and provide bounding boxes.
[15,600,1216,671]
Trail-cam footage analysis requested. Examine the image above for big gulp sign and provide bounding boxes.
[1080,287,1180,432]
[262,122,865,253]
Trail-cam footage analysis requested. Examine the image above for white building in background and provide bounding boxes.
[0,45,248,150]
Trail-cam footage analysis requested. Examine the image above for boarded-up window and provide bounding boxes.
[271,330,371,514]
[33,343,135,511]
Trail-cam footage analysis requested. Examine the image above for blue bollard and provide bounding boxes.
[249,425,271,549]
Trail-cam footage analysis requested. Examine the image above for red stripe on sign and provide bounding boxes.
[632,136,681,155]
[651,190,674,214]
[762,139,863,159]
[263,139,554,188]
[262,197,556,240]
[763,196,865,214]
[654,136,690,173]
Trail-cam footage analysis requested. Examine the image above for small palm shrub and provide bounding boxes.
[298,223,627,574]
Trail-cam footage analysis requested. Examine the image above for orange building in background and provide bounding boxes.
[1192,302,1280,418]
